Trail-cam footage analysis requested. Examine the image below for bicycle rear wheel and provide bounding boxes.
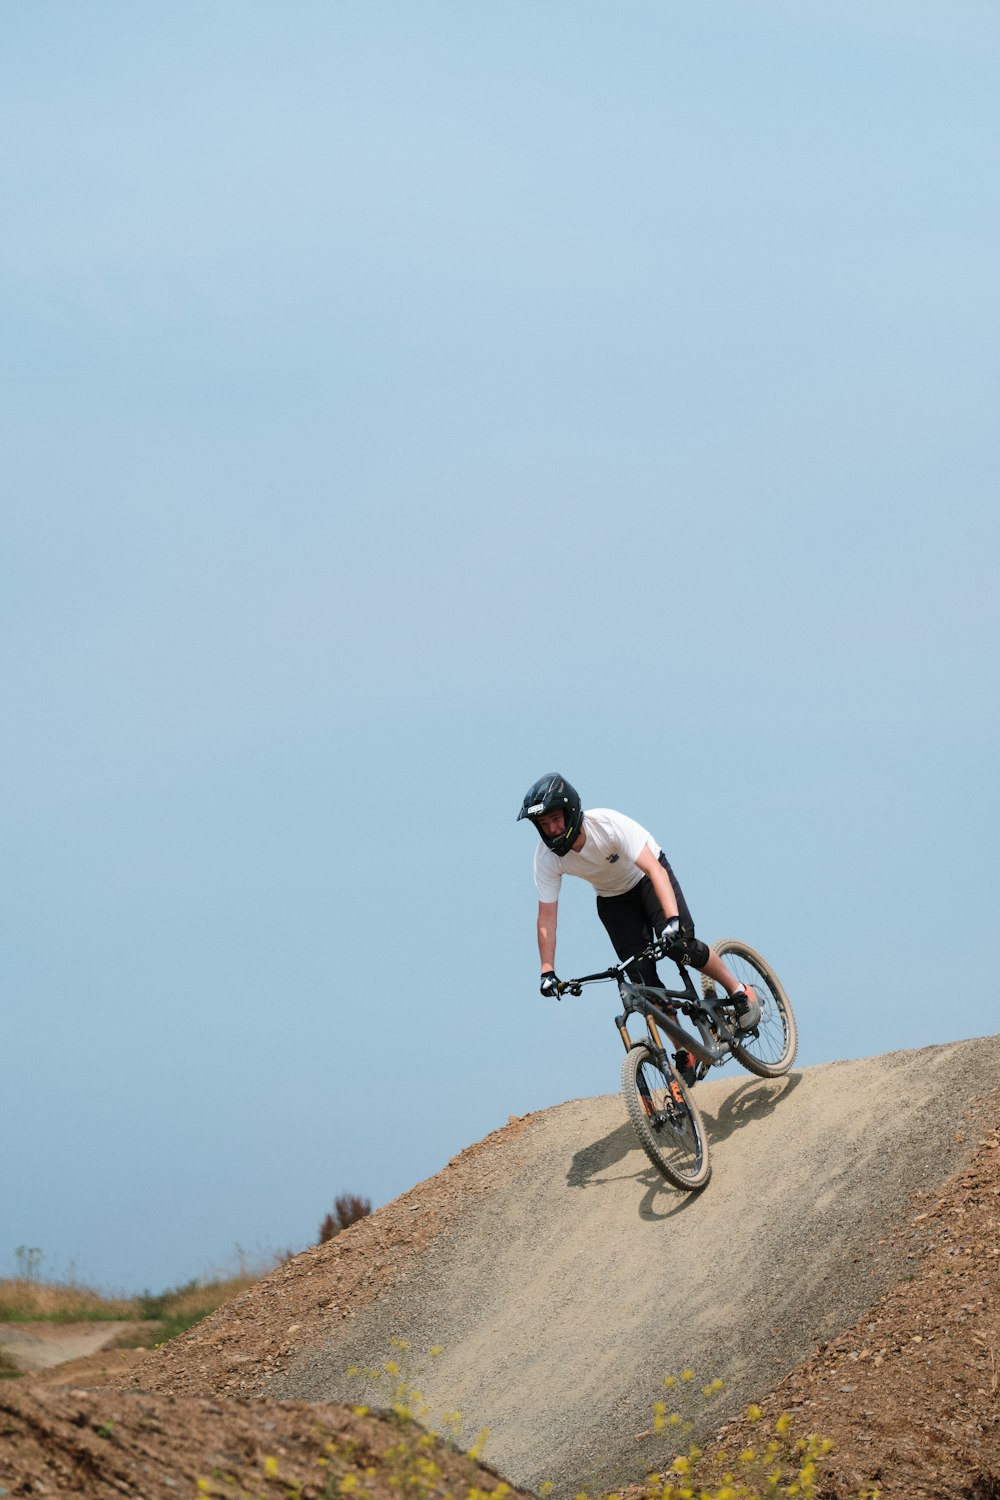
[702,939,797,1078]
[621,1044,711,1191]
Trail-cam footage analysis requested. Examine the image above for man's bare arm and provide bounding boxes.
[537,900,559,972]
[634,844,679,923]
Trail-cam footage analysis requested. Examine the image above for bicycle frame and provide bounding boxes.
[562,945,745,1071]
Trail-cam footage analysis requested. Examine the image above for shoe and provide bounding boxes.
[673,1049,697,1087]
[731,984,761,1032]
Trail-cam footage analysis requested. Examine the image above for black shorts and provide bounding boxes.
[595,852,710,986]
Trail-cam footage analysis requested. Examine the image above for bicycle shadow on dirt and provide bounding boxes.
[696,1070,803,1145]
[565,1120,701,1221]
[566,1118,638,1188]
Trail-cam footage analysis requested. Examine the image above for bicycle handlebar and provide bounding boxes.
[555,937,670,997]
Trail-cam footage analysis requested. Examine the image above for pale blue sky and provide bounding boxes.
[3,1,998,1293]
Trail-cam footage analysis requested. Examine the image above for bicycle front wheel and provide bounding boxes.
[703,939,797,1079]
[621,1045,711,1191]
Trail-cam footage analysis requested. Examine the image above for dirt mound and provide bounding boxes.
[113,1108,541,1401]
[100,1034,1000,1497]
[697,1111,1000,1498]
[5,1114,999,1497]
[0,1382,529,1500]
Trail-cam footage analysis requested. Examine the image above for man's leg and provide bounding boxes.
[595,888,660,986]
[627,869,701,1083]
[699,946,745,995]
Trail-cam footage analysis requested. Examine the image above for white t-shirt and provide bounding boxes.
[533,808,662,903]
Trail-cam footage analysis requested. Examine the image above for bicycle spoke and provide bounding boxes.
[621,1046,711,1190]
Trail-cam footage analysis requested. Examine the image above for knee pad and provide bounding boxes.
[669,933,710,970]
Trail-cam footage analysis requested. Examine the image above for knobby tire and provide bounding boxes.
[621,1044,711,1191]
[703,938,798,1078]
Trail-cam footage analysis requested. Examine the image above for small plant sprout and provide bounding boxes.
[636,1377,861,1500]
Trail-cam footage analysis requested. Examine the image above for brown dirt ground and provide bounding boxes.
[692,1109,1000,1500]
[0,1384,530,1500]
[3,1104,1000,1498]
[1,1114,539,1499]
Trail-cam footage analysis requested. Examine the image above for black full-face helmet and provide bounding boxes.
[517,772,583,857]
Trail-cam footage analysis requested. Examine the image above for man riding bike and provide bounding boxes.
[517,772,760,1082]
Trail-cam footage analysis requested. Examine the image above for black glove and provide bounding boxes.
[653,912,683,960]
[540,970,560,998]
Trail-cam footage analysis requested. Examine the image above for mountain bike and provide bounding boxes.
[554,936,797,1192]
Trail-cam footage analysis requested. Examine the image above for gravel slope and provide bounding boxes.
[116,1034,1000,1497]
[260,1036,999,1496]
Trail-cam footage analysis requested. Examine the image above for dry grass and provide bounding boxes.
[0,1271,262,1346]
[0,1278,138,1323]
[155,1275,257,1321]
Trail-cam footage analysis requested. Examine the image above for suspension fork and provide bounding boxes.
[618,1010,685,1118]
[616,980,635,1052]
